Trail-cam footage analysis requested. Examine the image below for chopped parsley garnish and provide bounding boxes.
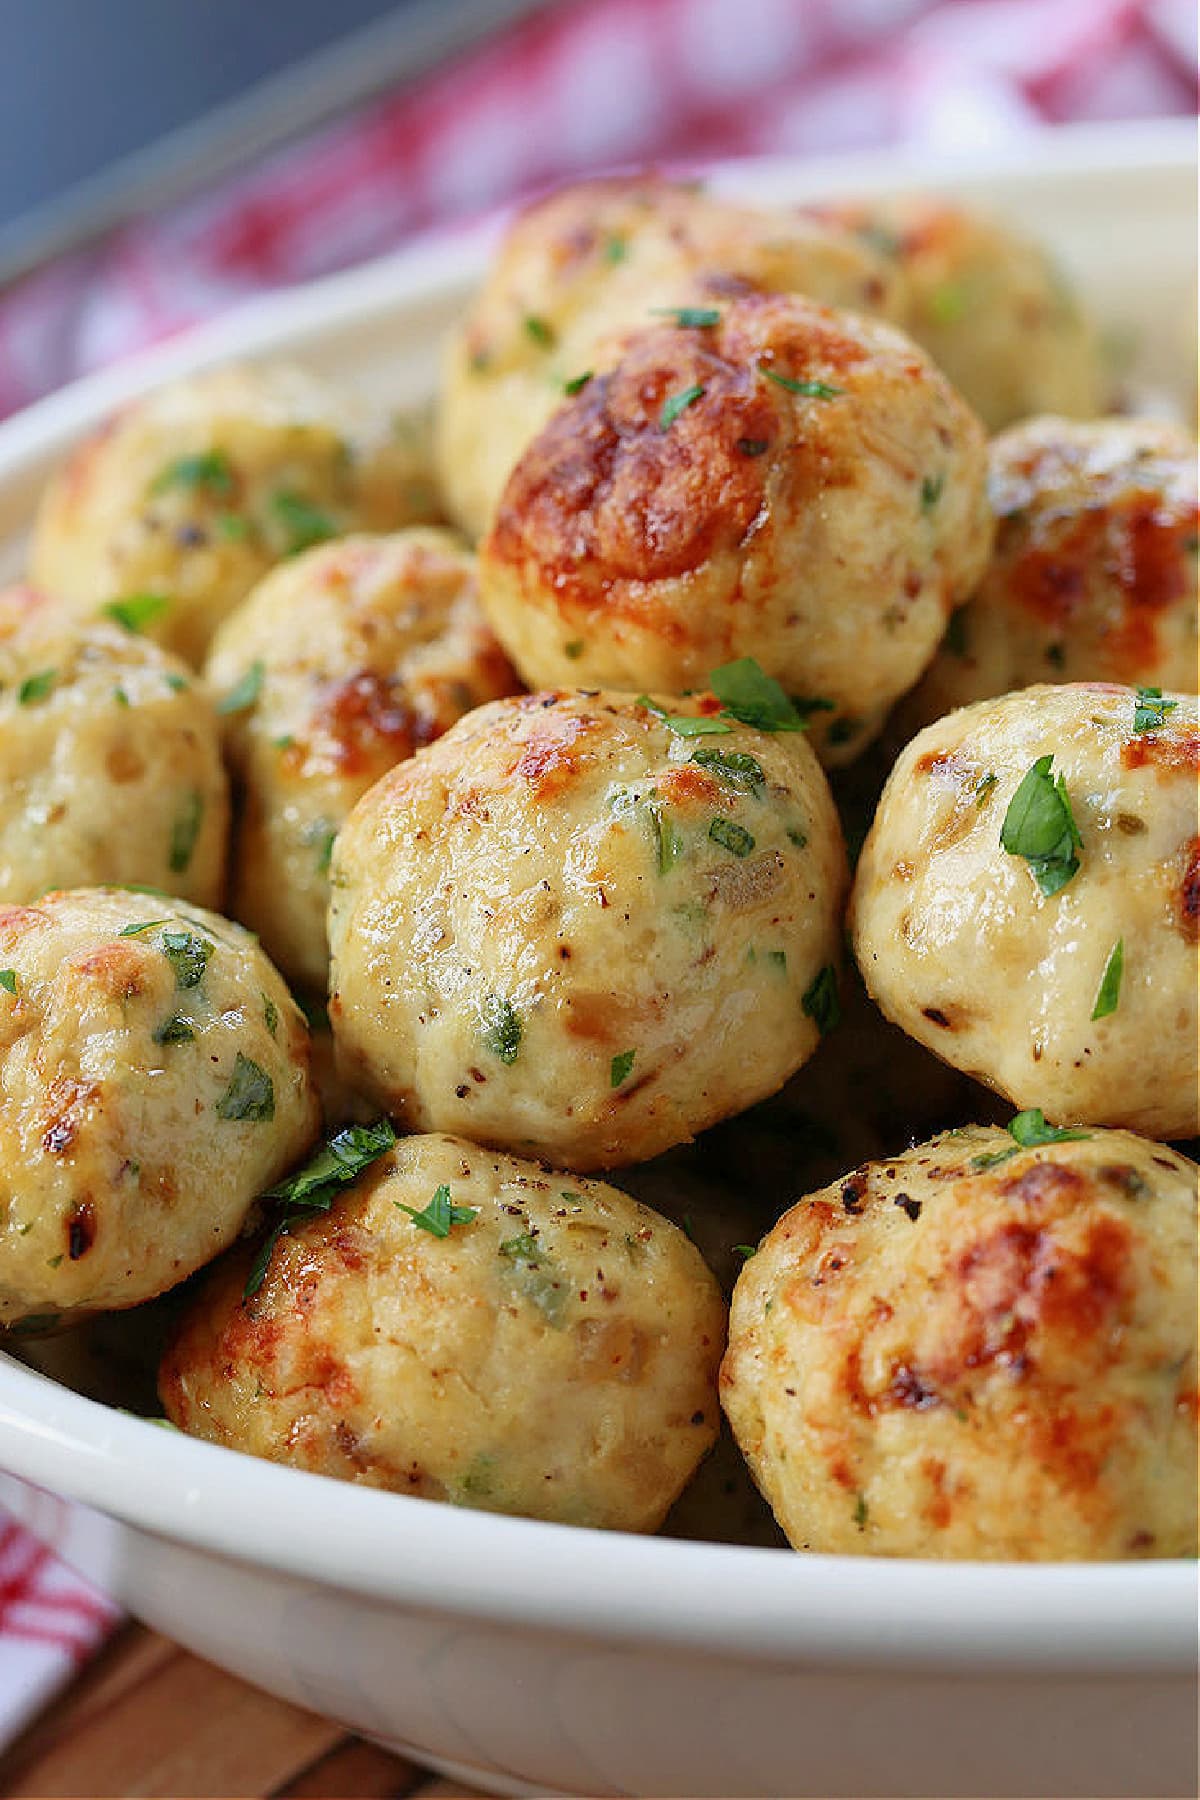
[153,1014,195,1045]
[611,1049,636,1088]
[691,748,765,795]
[118,918,168,937]
[0,970,17,995]
[564,639,585,659]
[217,512,251,541]
[928,280,969,324]
[758,362,843,400]
[944,608,969,656]
[802,964,840,1035]
[563,371,592,396]
[786,826,807,849]
[1000,755,1082,897]
[396,1183,476,1238]
[648,799,682,874]
[243,1118,397,1297]
[974,772,998,807]
[1091,938,1124,1021]
[920,473,944,512]
[709,657,806,732]
[169,792,204,873]
[313,828,336,874]
[216,661,264,715]
[603,235,628,264]
[733,1243,757,1261]
[499,1232,569,1324]
[660,383,705,429]
[651,305,720,328]
[972,1108,1091,1169]
[103,593,169,634]
[17,668,56,706]
[151,450,234,499]
[165,673,188,692]
[736,437,769,456]
[1132,686,1178,733]
[854,1493,869,1529]
[215,1053,274,1122]
[709,817,755,858]
[263,994,279,1036]
[482,993,522,1064]
[524,314,555,347]
[637,695,731,738]
[271,490,336,556]
[159,928,212,989]
[113,686,130,707]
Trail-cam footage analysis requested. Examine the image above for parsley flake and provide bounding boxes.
[271,490,336,556]
[217,661,264,715]
[709,817,755,858]
[1133,686,1178,734]
[103,593,169,635]
[972,1108,1091,1169]
[153,1014,195,1045]
[1091,938,1124,1021]
[975,772,998,807]
[758,362,843,400]
[733,1243,757,1261]
[215,1053,274,1122]
[17,668,56,706]
[563,371,592,396]
[611,1049,636,1088]
[151,450,235,499]
[603,235,628,264]
[159,928,212,989]
[709,657,807,732]
[482,993,522,1064]
[396,1183,477,1238]
[268,1118,397,1208]
[1000,756,1082,897]
[499,1231,569,1324]
[169,791,204,873]
[648,799,682,874]
[660,384,705,429]
[118,919,168,937]
[690,747,765,795]
[652,306,720,328]
[564,639,585,659]
[802,965,840,1035]
[637,694,732,738]
[0,970,17,995]
[524,315,555,347]
[920,473,944,512]
[263,995,279,1036]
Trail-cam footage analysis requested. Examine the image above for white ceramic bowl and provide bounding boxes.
[0,121,1196,1799]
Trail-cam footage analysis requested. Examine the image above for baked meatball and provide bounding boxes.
[907,417,1200,727]
[0,888,318,1329]
[721,1126,1197,1559]
[479,293,992,764]
[437,175,907,538]
[851,683,1199,1140]
[205,530,516,991]
[159,1131,725,1532]
[808,195,1102,430]
[329,689,847,1170]
[0,586,228,906]
[30,363,440,667]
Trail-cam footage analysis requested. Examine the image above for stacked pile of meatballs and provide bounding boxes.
[1,177,1195,1561]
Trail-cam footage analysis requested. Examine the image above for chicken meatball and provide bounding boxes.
[437,175,907,539]
[808,195,1102,430]
[329,689,847,1170]
[479,293,992,764]
[851,683,1199,1140]
[159,1131,725,1532]
[205,530,516,991]
[0,888,318,1329]
[721,1126,1197,1559]
[0,586,228,906]
[30,362,440,667]
[907,417,1200,728]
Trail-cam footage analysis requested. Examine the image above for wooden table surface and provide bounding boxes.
[0,1624,494,1799]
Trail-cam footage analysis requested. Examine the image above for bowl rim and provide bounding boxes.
[0,115,1196,1677]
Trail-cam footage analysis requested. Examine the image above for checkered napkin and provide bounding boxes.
[0,0,1193,1748]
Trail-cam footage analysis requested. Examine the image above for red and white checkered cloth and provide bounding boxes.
[0,0,1194,1746]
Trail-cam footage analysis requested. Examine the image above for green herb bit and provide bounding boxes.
[1000,755,1082,897]
[636,694,732,738]
[603,235,628,264]
[524,314,555,347]
[971,1108,1091,1169]
[733,1244,757,1261]
[611,1049,636,1088]
[217,661,264,715]
[651,305,720,328]
[118,918,168,937]
[103,593,169,635]
[690,748,765,795]
[802,964,840,1036]
[263,995,279,1036]
[153,1014,195,1045]
[165,673,188,693]
[758,362,843,400]
[482,993,522,1065]
[113,686,130,708]
[0,969,17,995]
[928,280,969,325]
[1091,938,1124,1021]
[974,772,998,807]
[786,826,808,849]
[215,1053,274,1122]
[265,1118,396,1207]
[920,472,944,512]
[17,668,56,706]
[217,512,251,541]
[169,791,204,873]
[944,608,969,656]
[499,1231,569,1324]
[563,371,592,396]
[160,928,212,989]
[709,657,806,732]
[648,800,682,874]
[709,817,755,858]
[660,383,705,429]
[271,490,336,556]
[151,450,235,499]
[854,1493,869,1529]
[1133,686,1178,734]
[394,1182,476,1238]
[564,639,585,659]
